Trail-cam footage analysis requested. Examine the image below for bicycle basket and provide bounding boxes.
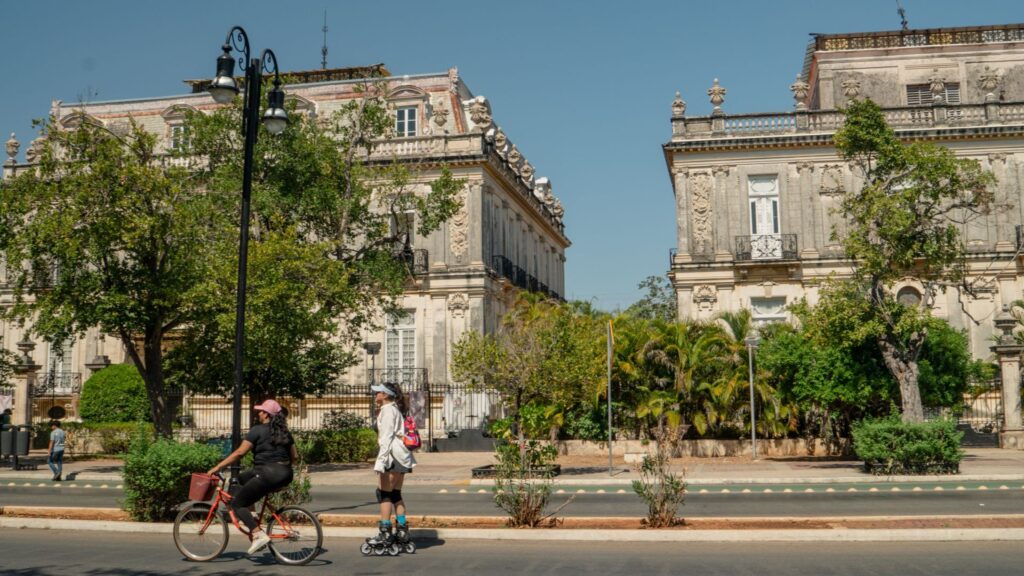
[188,472,219,501]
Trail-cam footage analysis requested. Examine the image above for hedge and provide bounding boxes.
[79,364,150,423]
[295,428,377,464]
[852,414,964,475]
[122,427,221,522]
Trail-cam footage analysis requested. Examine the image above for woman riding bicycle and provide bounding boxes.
[208,399,297,555]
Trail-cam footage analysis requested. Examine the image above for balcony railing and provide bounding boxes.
[492,255,515,280]
[395,248,429,276]
[32,372,83,396]
[735,234,798,261]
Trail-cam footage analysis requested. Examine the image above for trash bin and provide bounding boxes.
[0,428,28,456]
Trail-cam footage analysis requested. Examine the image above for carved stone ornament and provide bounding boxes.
[447,292,470,317]
[432,98,450,128]
[795,162,814,174]
[25,138,44,164]
[468,96,492,131]
[978,66,1000,100]
[693,285,718,312]
[672,91,686,116]
[551,197,564,221]
[841,78,861,100]
[689,172,714,256]
[5,133,18,163]
[711,165,731,177]
[707,78,726,111]
[520,161,535,183]
[928,70,945,103]
[494,128,508,151]
[988,153,1007,165]
[449,186,471,263]
[507,144,522,166]
[820,164,845,195]
[790,74,810,110]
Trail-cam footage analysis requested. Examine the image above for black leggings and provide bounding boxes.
[231,464,293,531]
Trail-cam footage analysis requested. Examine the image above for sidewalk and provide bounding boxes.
[3,447,1023,486]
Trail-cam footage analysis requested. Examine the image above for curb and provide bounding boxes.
[3,508,1024,542]
[3,516,1023,542]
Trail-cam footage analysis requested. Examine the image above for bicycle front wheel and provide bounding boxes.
[266,506,323,565]
[173,503,229,562]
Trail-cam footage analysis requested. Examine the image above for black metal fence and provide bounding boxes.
[173,368,505,450]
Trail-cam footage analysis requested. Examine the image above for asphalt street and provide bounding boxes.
[2,482,1023,518]
[1,528,1022,575]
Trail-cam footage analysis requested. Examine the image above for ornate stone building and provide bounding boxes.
[664,24,1024,445]
[1,66,569,437]
[666,24,1024,352]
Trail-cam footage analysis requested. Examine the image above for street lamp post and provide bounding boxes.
[362,342,381,418]
[744,330,761,460]
[207,26,289,476]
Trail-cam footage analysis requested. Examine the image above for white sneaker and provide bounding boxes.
[247,531,271,555]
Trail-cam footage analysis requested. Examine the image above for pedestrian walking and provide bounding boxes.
[363,382,416,554]
[47,420,66,481]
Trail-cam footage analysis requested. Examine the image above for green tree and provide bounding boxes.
[0,337,15,388]
[0,118,229,436]
[165,84,461,403]
[79,364,151,423]
[832,99,1000,422]
[450,294,605,460]
[624,275,676,322]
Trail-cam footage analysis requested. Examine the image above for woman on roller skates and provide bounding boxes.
[361,382,417,556]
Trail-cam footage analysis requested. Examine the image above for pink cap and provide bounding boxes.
[253,399,282,416]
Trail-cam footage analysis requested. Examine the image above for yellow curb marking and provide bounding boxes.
[84,484,93,488]
[7,482,14,487]
[100,484,109,489]
[978,486,988,490]
[37,483,47,487]
[783,489,792,493]
[457,489,467,494]
[617,489,626,494]
[596,489,606,494]
[912,487,922,492]
[576,489,586,494]
[891,487,900,492]
[22,483,31,487]
[720,489,730,494]
[699,489,709,494]
[763,489,773,493]
[438,489,448,493]
[847,488,857,492]
[477,489,488,494]
[868,487,878,492]
[741,489,751,494]
[934,487,944,491]
[955,486,966,491]
[555,489,566,494]
[804,488,814,493]
[999,485,1009,490]
[825,488,835,493]
[115,485,122,489]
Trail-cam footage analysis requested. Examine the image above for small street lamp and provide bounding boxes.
[744,329,761,460]
[208,26,289,475]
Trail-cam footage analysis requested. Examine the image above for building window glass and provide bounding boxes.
[748,175,780,237]
[385,310,416,370]
[169,124,190,151]
[906,83,960,106]
[395,106,417,137]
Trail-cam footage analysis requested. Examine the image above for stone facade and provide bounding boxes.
[1,66,569,429]
[664,23,1024,363]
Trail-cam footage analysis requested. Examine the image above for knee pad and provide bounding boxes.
[389,489,402,504]
[377,489,392,503]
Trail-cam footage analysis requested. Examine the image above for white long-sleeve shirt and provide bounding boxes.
[374,402,417,473]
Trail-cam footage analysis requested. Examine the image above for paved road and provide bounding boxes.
[2,528,1021,575]
[3,482,1024,518]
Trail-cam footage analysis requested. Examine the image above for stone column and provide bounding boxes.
[991,307,1024,449]
[12,338,41,427]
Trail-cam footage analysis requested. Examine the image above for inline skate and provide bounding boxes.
[394,522,416,554]
[359,521,400,556]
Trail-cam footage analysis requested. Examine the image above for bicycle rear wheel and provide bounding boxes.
[266,505,323,565]
[173,503,229,561]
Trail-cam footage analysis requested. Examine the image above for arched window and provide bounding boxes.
[896,286,922,307]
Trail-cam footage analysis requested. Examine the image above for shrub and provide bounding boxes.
[631,428,686,527]
[321,410,368,432]
[79,364,150,423]
[852,414,964,475]
[122,426,221,521]
[295,428,377,464]
[492,440,565,527]
[31,421,154,455]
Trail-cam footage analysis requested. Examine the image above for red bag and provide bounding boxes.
[188,472,218,501]
[403,415,421,451]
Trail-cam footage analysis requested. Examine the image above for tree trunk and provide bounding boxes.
[122,326,173,437]
[877,337,925,423]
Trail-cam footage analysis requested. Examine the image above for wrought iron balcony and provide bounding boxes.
[395,248,428,276]
[491,255,515,280]
[735,234,798,261]
[368,367,429,388]
[513,265,528,289]
[33,372,83,396]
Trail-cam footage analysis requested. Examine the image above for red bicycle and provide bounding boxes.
[172,471,322,565]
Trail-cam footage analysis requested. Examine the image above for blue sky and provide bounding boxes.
[2,0,1021,311]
